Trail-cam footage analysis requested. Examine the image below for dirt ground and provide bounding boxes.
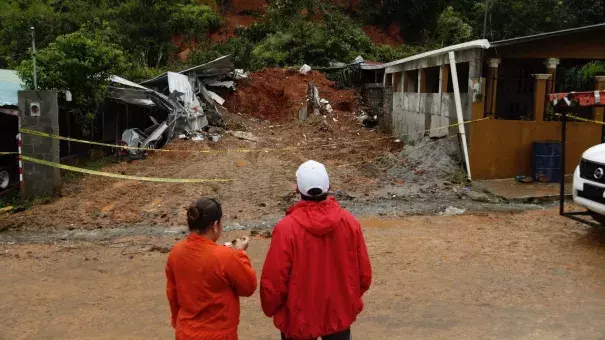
[2,208,605,339]
[3,113,400,231]
[3,68,523,232]
[2,68,603,339]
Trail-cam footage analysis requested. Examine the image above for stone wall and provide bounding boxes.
[18,91,60,197]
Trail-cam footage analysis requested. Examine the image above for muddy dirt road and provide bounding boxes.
[2,208,605,339]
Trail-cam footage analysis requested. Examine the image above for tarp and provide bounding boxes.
[0,69,23,107]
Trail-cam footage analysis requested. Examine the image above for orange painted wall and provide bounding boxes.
[469,119,601,179]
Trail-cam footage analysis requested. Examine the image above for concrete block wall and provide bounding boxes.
[363,83,393,133]
[18,91,60,198]
[385,48,483,142]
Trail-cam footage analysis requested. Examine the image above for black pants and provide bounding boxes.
[281,328,351,340]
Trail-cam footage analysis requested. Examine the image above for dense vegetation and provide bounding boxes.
[2,0,603,125]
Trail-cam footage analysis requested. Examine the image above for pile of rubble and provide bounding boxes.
[106,56,365,163]
[107,56,246,161]
[224,67,358,121]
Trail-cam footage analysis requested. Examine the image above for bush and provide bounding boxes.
[188,9,415,71]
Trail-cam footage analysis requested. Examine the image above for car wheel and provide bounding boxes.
[590,212,605,226]
[0,169,10,190]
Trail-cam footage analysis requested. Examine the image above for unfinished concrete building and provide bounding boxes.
[370,23,605,180]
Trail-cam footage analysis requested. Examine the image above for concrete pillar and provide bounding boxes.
[594,76,605,122]
[486,58,501,117]
[403,72,409,92]
[544,58,560,94]
[382,86,393,133]
[18,90,61,198]
[532,74,551,122]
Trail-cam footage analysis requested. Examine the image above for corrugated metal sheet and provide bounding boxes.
[0,69,23,107]
[140,55,234,86]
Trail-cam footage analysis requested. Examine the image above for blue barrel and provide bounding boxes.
[533,141,562,183]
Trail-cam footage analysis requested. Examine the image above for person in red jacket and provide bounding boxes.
[166,197,257,340]
[260,160,372,340]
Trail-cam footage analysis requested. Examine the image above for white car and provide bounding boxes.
[573,143,605,224]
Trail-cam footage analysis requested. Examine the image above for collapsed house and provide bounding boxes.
[103,55,239,160]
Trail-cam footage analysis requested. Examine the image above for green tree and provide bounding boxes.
[0,1,63,68]
[432,6,473,46]
[17,29,128,134]
[485,0,569,40]
[111,0,221,68]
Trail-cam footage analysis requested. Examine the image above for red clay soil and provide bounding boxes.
[224,68,358,121]
[228,0,267,13]
[210,14,259,44]
[209,0,267,43]
[362,23,404,46]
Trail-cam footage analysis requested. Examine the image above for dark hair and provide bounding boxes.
[301,187,328,201]
[187,198,222,232]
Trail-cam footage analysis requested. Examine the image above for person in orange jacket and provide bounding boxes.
[260,160,372,340]
[166,197,257,340]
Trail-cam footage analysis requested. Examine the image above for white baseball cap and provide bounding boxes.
[296,160,330,197]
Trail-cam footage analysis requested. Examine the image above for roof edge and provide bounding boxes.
[361,39,491,71]
[491,23,605,47]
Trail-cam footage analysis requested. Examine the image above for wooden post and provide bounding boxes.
[419,69,427,93]
[486,58,501,116]
[533,74,551,122]
[67,111,71,156]
[392,72,399,92]
[441,64,450,93]
[449,52,472,180]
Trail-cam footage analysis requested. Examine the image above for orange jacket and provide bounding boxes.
[166,233,257,340]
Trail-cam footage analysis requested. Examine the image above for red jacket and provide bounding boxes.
[260,197,372,339]
[166,234,257,340]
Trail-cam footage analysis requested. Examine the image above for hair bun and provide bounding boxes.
[187,205,200,220]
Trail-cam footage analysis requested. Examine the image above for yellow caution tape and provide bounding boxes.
[21,155,233,183]
[0,152,18,155]
[19,117,491,154]
[554,113,605,125]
